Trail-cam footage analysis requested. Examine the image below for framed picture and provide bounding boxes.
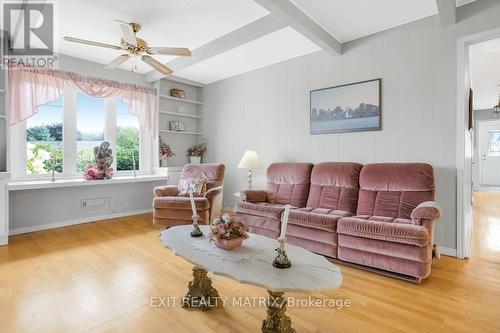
[310,78,382,134]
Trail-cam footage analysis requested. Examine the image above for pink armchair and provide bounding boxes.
[153,164,225,227]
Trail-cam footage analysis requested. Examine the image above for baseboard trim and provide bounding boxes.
[0,236,7,246]
[9,209,153,236]
[440,246,457,257]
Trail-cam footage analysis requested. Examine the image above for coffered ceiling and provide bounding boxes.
[52,0,476,84]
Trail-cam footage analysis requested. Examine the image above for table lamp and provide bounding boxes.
[237,150,262,189]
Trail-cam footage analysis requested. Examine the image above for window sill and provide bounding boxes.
[8,174,168,191]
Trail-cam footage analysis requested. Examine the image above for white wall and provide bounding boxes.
[203,0,500,251]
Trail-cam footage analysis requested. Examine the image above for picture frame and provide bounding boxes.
[310,78,382,134]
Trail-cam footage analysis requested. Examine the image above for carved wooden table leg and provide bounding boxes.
[182,267,219,311]
[262,290,296,333]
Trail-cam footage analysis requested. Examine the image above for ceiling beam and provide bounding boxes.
[145,14,286,83]
[436,0,456,26]
[254,0,342,56]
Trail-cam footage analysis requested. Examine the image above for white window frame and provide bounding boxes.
[10,85,151,179]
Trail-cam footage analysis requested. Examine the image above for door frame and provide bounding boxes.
[457,27,500,259]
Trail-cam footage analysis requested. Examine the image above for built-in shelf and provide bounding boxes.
[160,111,204,119]
[0,89,5,94]
[160,129,203,136]
[0,115,6,120]
[159,94,203,105]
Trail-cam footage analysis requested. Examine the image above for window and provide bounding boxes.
[489,130,500,157]
[76,93,106,172]
[17,86,149,179]
[26,96,63,175]
[116,99,140,171]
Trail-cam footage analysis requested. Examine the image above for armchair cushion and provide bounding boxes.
[242,189,268,203]
[153,196,210,210]
[153,185,180,197]
[411,201,441,221]
[178,177,207,196]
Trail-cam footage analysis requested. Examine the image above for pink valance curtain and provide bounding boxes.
[8,66,156,133]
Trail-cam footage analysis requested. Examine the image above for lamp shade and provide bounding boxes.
[237,150,262,169]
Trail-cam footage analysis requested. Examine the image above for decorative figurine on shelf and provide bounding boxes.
[159,138,175,168]
[170,88,185,99]
[187,143,207,164]
[83,141,114,180]
[209,214,249,250]
[189,190,203,237]
[273,205,292,269]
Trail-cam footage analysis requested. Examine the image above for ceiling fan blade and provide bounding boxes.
[105,54,130,69]
[141,55,173,75]
[148,47,191,56]
[116,21,137,46]
[63,36,122,50]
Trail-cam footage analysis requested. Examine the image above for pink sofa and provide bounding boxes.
[235,162,441,282]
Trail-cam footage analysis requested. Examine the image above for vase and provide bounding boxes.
[160,159,168,167]
[190,156,201,164]
[214,237,246,250]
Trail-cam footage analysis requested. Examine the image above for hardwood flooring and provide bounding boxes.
[1,192,500,332]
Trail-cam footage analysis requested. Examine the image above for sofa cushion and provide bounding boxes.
[357,163,435,219]
[153,196,210,210]
[337,217,430,246]
[235,201,285,220]
[265,163,314,207]
[288,208,352,232]
[306,162,363,213]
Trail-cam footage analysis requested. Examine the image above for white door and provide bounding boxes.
[479,121,500,186]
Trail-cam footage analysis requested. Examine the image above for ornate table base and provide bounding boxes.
[262,291,296,333]
[182,267,220,311]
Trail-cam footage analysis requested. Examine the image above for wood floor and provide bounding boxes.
[1,193,500,333]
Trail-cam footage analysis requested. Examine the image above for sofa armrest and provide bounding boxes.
[241,189,268,203]
[411,201,441,224]
[153,185,180,197]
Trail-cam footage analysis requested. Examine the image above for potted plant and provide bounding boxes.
[186,143,207,164]
[159,138,175,167]
[209,214,249,250]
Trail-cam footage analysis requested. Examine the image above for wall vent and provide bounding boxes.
[80,198,110,210]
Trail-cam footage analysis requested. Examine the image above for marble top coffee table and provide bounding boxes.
[160,225,342,333]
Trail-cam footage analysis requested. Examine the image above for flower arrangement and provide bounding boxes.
[83,164,114,180]
[210,214,249,242]
[159,138,175,160]
[186,143,207,157]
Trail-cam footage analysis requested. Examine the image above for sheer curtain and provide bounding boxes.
[8,65,157,133]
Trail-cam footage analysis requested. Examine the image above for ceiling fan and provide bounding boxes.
[63,21,191,75]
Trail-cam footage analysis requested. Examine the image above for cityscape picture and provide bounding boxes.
[310,79,381,134]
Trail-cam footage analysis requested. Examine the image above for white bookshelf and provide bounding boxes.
[156,78,205,170]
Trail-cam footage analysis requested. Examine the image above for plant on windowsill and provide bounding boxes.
[209,214,249,250]
[159,138,175,167]
[186,143,206,164]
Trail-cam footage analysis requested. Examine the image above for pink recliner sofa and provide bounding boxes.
[235,162,441,283]
[153,164,225,227]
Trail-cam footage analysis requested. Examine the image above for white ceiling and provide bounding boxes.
[470,38,500,110]
[53,0,477,84]
[56,0,268,74]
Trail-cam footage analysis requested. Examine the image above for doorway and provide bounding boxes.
[478,120,500,188]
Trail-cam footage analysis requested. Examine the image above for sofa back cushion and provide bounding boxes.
[266,163,314,207]
[306,162,363,213]
[357,163,435,219]
[180,163,225,191]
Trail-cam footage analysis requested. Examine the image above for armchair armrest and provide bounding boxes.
[241,189,268,203]
[204,186,224,200]
[153,185,180,197]
[411,201,441,224]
